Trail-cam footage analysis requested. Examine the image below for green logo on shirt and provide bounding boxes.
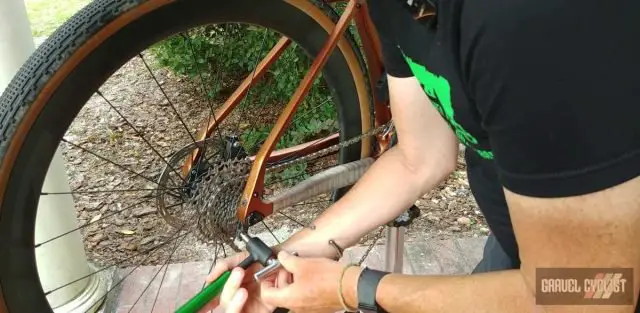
[402,54,494,159]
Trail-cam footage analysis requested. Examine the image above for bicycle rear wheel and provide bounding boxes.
[0,0,379,312]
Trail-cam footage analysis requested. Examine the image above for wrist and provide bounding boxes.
[279,227,349,259]
[342,265,363,310]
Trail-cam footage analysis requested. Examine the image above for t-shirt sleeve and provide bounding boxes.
[367,1,413,78]
[464,1,640,198]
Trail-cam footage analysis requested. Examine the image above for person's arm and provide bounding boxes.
[206,74,454,313]
[336,178,640,312]
[261,2,640,312]
[278,0,436,258]
[279,74,459,258]
[340,2,640,311]
[262,180,640,312]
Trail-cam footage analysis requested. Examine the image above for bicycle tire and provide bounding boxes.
[0,0,372,312]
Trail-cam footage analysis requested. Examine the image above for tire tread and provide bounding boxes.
[0,0,144,160]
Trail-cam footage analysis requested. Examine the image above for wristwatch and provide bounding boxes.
[357,267,390,313]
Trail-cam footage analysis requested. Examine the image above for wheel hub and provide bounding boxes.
[155,136,250,244]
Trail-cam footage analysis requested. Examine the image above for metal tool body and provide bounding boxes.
[174,233,279,313]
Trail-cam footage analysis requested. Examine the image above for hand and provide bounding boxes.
[261,251,362,312]
[200,251,293,313]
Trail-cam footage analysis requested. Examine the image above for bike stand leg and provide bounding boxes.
[384,226,405,273]
[384,205,419,273]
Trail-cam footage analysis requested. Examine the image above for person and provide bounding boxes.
[204,0,640,312]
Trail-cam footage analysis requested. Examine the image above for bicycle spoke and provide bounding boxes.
[272,199,331,230]
[41,186,183,196]
[87,227,193,312]
[201,244,220,290]
[138,53,200,146]
[97,90,188,185]
[245,83,278,154]
[34,198,155,248]
[7,8,390,313]
[95,205,198,308]
[288,199,330,208]
[261,220,280,244]
[288,98,332,126]
[61,138,181,199]
[179,30,222,183]
[147,232,190,312]
[136,212,202,313]
[277,211,306,228]
[181,31,224,145]
[203,150,221,164]
[233,29,271,132]
[44,225,192,296]
[221,242,227,258]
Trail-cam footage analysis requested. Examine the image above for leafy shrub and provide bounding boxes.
[151,23,339,183]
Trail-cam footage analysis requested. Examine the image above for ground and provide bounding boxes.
[61,57,489,266]
[27,0,490,267]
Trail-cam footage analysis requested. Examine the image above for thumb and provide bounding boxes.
[260,280,291,308]
[276,251,299,272]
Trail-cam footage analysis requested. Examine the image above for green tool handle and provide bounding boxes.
[175,270,231,313]
[175,256,254,313]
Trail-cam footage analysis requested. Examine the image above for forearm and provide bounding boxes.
[279,75,458,258]
[280,144,453,258]
[342,268,533,313]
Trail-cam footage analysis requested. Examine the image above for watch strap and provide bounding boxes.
[357,267,389,313]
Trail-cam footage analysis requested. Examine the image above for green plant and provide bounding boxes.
[151,23,338,184]
[26,0,91,38]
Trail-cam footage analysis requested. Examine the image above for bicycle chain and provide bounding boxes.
[185,121,392,242]
[267,121,391,172]
[358,226,386,266]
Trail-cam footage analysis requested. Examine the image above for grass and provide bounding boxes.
[25,0,91,38]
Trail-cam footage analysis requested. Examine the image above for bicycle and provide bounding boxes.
[0,0,434,312]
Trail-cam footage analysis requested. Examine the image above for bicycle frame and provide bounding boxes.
[182,0,433,226]
[236,0,389,225]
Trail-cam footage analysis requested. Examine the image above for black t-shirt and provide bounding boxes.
[368,0,640,301]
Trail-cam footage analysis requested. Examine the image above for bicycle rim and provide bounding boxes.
[0,0,382,312]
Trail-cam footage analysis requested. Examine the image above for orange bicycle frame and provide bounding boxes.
[236,0,387,225]
[183,0,434,226]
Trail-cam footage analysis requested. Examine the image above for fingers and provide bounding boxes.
[225,288,248,313]
[260,280,291,308]
[198,297,220,313]
[207,251,249,283]
[276,268,291,288]
[220,268,245,310]
[261,259,297,309]
[276,251,299,273]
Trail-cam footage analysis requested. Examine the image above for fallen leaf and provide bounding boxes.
[117,229,136,235]
[89,214,102,224]
[133,207,156,217]
[90,233,105,243]
[456,216,471,226]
